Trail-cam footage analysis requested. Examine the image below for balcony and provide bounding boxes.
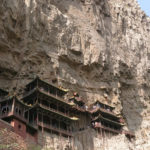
[38,104,78,121]
[38,88,69,105]
[38,122,72,137]
[94,123,121,134]
[23,87,71,106]
[0,111,27,124]
[92,114,124,127]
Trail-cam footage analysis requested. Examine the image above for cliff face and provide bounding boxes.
[0,0,150,149]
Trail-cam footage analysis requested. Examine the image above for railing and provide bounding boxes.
[39,88,68,104]
[94,123,121,134]
[39,104,72,120]
[0,110,39,130]
[23,87,70,106]
[23,88,87,114]
[38,122,72,136]
[0,111,27,123]
[0,111,13,119]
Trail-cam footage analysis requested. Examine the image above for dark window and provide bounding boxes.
[19,109,22,115]
[15,107,18,113]
[18,124,21,129]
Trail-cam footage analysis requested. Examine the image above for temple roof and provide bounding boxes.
[22,88,73,107]
[0,95,31,108]
[92,114,124,127]
[91,100,115,110]
[26,77,68,95]
[90,107,120,119]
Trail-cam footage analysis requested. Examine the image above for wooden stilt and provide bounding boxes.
[42,112,44,133]
[60,133,62,150]
[37,78,38,88]
[108,125,111,139]
[57,102,58,111]
[37,111,39,125]
[33,112,34,125]
[72,135,74,150]
[103,129,106,150]
[100,127,102,149]
[100,126,102,139]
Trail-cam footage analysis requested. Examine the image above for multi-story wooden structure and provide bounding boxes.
[21,77,83,147]
[89,100,124,136]
[0,91,37,142]
[0,78,135,149]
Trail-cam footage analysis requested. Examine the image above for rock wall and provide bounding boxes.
[38,130,72,150]
[0,0,150,149]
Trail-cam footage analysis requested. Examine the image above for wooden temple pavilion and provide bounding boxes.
[0,95,37,141]
[22,77,80,138]
[89,100,124,135]
[0,77,135,147]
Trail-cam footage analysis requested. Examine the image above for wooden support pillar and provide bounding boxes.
[37,78,38,88]
[56,88,57,97]
[42,112,44,133]
[33,112,35,125]
[64,105,66,115]
[108,125,111,138]
[28,110,29,123]
[48,102,50,109]
[49,115,51,125]
[12,98,15,113]
[101,125,103,139]
[60,133,62,149]
[72,136,74,150]
[37,111,39,125]
[59,118,60,130]
[36,92,38,104]
[23,107,25,118]
[57,102,58,111]
[67,108,70,116]
[48,85,49,94]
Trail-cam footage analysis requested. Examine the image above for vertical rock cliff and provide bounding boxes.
[0,0,150,149]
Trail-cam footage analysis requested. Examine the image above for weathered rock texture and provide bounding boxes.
[0,0,150,149]
[0,119,27,150]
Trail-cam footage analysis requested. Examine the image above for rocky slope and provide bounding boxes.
[0,0,150,149]
[0,119,27,150]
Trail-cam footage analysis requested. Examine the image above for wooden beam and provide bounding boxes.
[12,98,15,113]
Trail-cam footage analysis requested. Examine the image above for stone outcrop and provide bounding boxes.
[0,0,150,149]
[0,119,27,150]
